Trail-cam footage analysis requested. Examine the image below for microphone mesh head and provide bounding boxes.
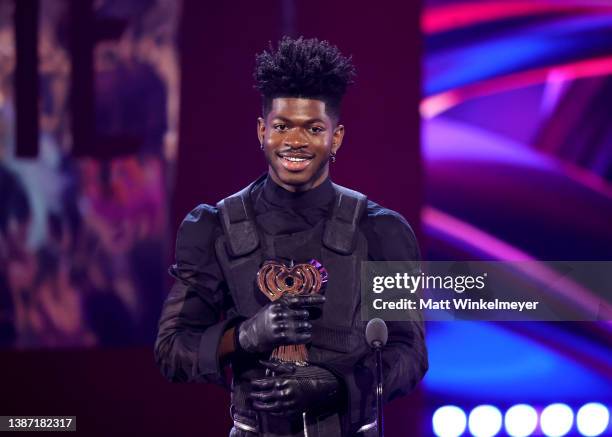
[365,318,388,347]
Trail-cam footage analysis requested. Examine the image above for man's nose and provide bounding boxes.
[284,128,309,148]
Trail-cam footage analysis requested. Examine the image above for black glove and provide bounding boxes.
[237,294,325,354]
[249,360,340,416]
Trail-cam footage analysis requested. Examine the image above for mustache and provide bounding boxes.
[277,150,314,158]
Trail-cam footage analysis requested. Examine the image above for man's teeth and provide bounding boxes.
[284,156,308,162]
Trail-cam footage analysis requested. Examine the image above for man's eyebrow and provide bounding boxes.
[271,116,326,124]
[305,118,326,124]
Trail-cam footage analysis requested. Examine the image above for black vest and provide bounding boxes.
[215,180,372,435]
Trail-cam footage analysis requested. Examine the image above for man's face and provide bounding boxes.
[258,97,344,192]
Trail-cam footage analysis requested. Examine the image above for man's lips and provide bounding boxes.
[277,152,314,172]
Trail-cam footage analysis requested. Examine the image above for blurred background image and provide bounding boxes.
[0,0,610,436]
[0,0,180,348]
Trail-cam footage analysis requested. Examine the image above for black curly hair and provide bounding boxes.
[254,36,356,120]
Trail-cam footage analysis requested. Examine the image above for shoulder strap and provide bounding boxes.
[323,183,367,255]
[216,182,260,257]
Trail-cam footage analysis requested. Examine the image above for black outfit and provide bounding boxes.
[155,175,428,436]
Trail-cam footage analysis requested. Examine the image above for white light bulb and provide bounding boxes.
[432,405,467,437]
[541,403,574,437]
[468,405,503,437]
[505,404,538,437]
[576,403,609,437]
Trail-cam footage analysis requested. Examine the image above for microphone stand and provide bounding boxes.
[373,340,384,437]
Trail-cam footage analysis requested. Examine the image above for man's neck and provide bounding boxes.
[262,173,334,210]
[267,169,329,193]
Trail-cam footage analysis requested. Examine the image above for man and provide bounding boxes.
[155,36,427,437]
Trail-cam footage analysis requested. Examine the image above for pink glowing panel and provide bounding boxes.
[422,1,612,34]
[421,56,612,118]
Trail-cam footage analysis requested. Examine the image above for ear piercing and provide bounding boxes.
[330,152,337,163]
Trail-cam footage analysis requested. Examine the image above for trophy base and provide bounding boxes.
[271,344,309,366]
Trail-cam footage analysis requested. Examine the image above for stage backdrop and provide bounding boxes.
[421,1,612,436]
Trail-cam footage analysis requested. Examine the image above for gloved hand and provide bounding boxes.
[237,294,325,354]
[249,360,340,416]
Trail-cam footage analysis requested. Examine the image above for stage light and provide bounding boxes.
[468,405,503,437]
[432,405,467,437]
[576,403,609,436]
[541,403,574,437]
[504,404,538,437]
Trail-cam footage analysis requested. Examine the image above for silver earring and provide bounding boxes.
[330,152,337,163]
[260,143,264,150]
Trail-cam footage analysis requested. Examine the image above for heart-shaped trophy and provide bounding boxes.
[256,259,327,365]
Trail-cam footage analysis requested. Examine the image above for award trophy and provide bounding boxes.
[256,259,329,435]
[256,259,327,365]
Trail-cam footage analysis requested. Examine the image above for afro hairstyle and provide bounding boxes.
[254,36,356,120]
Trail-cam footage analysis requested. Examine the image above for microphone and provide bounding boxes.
[366,318,387,437]
[366,318,388,349]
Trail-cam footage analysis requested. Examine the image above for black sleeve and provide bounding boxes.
[325,209,428,432]
[154,204,240,386]
[365,210,428,401]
